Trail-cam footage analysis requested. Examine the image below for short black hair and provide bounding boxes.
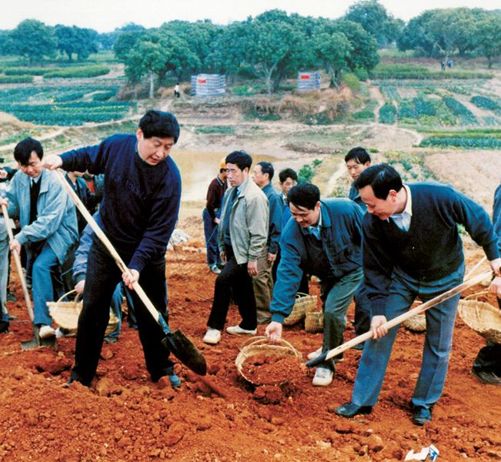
[354,163,403,199]
[257,161,274,181]
[279,168,298,184]
[14,137,43,165]
[287,183,320,210]
[139,110,180,142]
[225,150,252,171]
[345,147,371,164]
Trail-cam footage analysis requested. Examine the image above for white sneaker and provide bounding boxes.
[39,325,56,339]
[209,264,221,275]
[307,347,322,360]
[312,367,334,387]
[203,328,221,345]
[226,325,257,336]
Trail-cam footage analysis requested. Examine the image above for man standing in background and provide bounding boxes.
[203,159,227,274]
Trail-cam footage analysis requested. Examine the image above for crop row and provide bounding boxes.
[420,136,501,149]
[470,96,500,112]
[2,65,110,78]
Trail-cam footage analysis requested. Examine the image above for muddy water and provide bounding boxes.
[171,149,302,202]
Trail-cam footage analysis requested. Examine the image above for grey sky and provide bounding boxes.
[0,0,499,32]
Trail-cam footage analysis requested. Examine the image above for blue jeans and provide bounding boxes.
[105,283,124,339]
[202,208,219,266]
[351,264,464,410]
[321,268,364,369]
[31,243,59,326]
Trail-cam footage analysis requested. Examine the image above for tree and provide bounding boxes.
[55,25,98,61]
[9,19,56,63]
[345,0,402,47]
[113,24,146,62]
[312,32,352,87]
[473,15,501,68]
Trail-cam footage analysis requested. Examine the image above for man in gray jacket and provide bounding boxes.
[203,151,268,345]
[0,138,78,338]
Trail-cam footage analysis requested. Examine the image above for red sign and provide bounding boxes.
[198,78,207,84]
[300,74,311,80]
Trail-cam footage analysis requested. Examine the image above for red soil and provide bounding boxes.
[0,230,500,461]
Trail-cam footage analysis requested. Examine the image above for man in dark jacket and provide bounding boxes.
[44,110,182,388]
[266,183,364,387]
[202,159,227,274]
[335,164,500,425]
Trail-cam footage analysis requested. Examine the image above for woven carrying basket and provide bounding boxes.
[458,292,501,344]
[47,290,119,337]
[283,292,317,326]
[235,336,302,385]
[402,313,427,332]
[304,310,324,333]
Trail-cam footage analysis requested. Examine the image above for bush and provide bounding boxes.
[442,96,476,125]
[44,66,110,79]
[342,73,361,93]
[379,103,397,124]
[353,67,369,82]
[470,96,499,111]
[0,75,32,83]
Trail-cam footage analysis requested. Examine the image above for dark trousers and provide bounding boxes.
[202,208,219,266]
[207,247,257,331]
[72,240,173,385]
[353,283,372,336]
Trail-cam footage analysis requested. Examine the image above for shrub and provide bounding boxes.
[470,96,499,111]
[379,103,397,124]
[342,73,361,93]
[353,67,369,81]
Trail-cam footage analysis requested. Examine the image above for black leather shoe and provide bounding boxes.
[335,402,373,418]
[412,406,432,426]
[0,321,9,334]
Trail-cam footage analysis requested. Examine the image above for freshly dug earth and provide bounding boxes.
[240,353,304,386]
[0,221,500,461]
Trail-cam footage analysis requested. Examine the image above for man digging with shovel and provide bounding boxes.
[44,110,185,388]
[334,164,501,425]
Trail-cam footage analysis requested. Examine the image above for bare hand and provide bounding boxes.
[490,258,501,277]
[74,280,85,295]
[0,170,7,180]
[489,276,501,299]
[265,321,283,343]
[0,197,8,207]
[214,217,220,225]
[220,251,226,264]
[267,253,276,263]
[122,269,139,290]
[247,260,258,277]
[43,155,63,170]
[370,315,388,339]
[9,239,21,254]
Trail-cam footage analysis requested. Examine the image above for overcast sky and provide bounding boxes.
[1,0,499,32]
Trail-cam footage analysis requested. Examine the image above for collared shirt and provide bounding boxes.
[390,184,412,232]
[307,210,323,240]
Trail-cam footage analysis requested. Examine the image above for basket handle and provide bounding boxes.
[55,289,81,307]
[463,290,490,301]
[296,292,311,298]
[238,335,300,355]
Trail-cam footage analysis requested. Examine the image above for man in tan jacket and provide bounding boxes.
[203,151,268,345]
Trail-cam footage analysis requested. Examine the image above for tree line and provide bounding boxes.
[0,1,499,95]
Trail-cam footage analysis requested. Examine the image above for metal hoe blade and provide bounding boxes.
[162,330,207,376]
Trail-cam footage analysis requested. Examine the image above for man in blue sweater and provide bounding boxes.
[266,183,364,386]
[335,164,501,425]
[44,110,182,388]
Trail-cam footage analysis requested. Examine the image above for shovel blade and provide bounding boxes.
[162,329,207,376]
[305,351,328,368]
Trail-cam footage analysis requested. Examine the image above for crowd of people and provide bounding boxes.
[0,109,500,426]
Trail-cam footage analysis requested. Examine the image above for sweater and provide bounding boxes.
[60,134,181,272]
[205,176,227,220]
[363,182,499,316]
[262,183,282,255]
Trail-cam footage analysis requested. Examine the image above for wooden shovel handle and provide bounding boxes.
[1,204,34,321]
[315,269,493,365]
[53,170,163,325]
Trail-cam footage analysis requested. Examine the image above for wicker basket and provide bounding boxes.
[458,292,501,344]
[235,336,303,385]
[402,313,427,332]
[48,290,119,337]
[304,310,324,333]
[283,292,317,326]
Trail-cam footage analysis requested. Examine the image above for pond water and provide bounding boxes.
[171,150,304,202]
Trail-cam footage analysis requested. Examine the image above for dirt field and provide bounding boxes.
[0,214,500,462]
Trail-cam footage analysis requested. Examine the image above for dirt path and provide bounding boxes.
[369,83,385,123]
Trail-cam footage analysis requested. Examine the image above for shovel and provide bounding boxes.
[54,170,207,376]
[1,204,56,349]
[306,269,493,368]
